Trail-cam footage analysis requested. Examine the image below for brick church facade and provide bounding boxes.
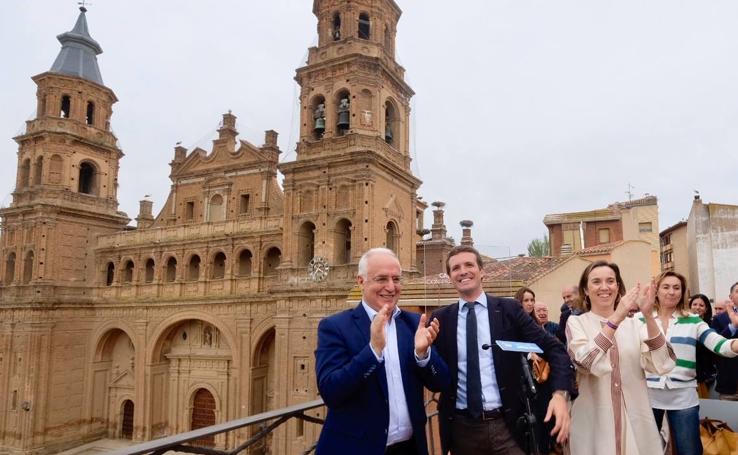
[0,1,443,453]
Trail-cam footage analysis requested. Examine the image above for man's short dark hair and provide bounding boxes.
[731,281,738,295]
[445,245,484,275]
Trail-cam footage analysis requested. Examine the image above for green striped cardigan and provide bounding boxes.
[640,312,737,389]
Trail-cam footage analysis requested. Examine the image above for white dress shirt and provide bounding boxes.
[363,302,429,446]
[455,292,503,410]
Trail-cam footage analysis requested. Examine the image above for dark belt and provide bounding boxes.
[455,407,503,421]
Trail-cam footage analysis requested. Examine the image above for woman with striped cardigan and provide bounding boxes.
[645,271,738,455]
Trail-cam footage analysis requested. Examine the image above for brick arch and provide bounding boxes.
[146,312,238,369]
[89,321,138,361]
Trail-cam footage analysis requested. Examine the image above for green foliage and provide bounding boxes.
[527,234,550,257]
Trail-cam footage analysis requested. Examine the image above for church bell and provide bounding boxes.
[314,117,325,132]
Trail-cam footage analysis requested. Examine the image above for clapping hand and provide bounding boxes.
[370,304,390,354]
[616,284,641,320]
[415,313,440,359]
[637,280,657,315]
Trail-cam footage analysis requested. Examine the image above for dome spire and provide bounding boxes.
[49,6,104,85]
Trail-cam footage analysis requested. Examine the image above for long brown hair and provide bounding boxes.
[578,261,626,313]
[654,271,688,316]
[515,286,538,322]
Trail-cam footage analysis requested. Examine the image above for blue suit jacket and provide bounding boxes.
[711,312,738,394]
[315,304,450,455]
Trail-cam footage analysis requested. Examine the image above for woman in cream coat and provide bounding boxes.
[566,261,675,455]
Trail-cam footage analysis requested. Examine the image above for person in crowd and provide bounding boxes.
[431,246,574,455]
[713,299,728,318]
[534,301,559,336]
[646,272,738,454]
[566,261,675,455]
[556,285,581,344]
[514,286,538,321]
[314,248,449,455]
[689,293,717,398]
[711,282,738,401]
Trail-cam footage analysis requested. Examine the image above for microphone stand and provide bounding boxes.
[518,353,540,455]
[482,343,540,455]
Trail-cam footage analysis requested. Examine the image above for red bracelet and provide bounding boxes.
[606,320,619,330]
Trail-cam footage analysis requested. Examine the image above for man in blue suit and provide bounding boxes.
[315,248,449,454]
[711,281,738,401]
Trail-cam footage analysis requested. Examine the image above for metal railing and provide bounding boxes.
[106,393,442,455]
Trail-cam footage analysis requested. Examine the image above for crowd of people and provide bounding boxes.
[313,245,738,455]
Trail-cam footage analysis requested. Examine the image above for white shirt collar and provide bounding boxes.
[457,291,487,312]
[362,301,401,321]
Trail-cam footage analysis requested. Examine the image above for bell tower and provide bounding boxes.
[279,0,423,278]
[0,7,128,295]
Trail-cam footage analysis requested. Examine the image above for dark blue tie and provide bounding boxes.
[465,301,482,417]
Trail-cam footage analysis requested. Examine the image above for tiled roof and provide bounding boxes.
[573,241,623,256]
[543,196,658,225]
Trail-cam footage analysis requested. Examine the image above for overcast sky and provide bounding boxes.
[2,1,737,258]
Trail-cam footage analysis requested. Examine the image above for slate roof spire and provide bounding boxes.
[49,6,104,85]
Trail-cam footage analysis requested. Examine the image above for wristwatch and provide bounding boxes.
[553,390,571,401]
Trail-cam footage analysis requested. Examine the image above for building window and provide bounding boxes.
[334,219,352,265]
[5,252,16,284]
[19,159,31,189]
[86,101,95,126]
[144,258,155,283]
[298,222,316,266]
[188,255,201,281]
[263,247,281,276]
[386,221,398,253]
[34,156,44,185]
[358,13,371,39]
[238,250,252,276]
[211,252,226,279]
[185,201,195,221]
[105,262,115,286]
[208,194,224,222]
[639,222,653,233]
[22,251,34,284]
[332,12,341,40]
[165,257,177,282]
[60,95,71,118]
[78,161,97,195]
[598,228,610,244]
[239,194,251,214]
[122,260,134,283]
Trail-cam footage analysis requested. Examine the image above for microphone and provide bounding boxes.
[482,343,492,350]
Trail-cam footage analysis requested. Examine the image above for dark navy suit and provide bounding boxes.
[711,311,738,395]
[315,304,450,454]
[431,295,575,454]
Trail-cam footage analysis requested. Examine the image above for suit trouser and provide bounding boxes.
[451,412,525,455]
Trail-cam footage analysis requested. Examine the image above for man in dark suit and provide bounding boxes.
[711,281,738,401]
[431,245,575,455]
[315,248,449,455]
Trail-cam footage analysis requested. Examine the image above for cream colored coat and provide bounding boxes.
[566,312,675,455]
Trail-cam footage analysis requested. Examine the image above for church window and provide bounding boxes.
[122,260,134,283]
[239,194,251,214]
[384,24,392,55]
[334,219,352,265]
[358,13,371,39]
[311,95,326,140]
[385,101,398,145]
[185,201,195,221]
[336,90,350,135]
[298,222,316,266]
[78,161,97,195]
[5,252,16,284]
[19,159,30,189]
[332,12,341,40]
[165,257,177,282]
[144,258,155,283]
[105,262,115,286]
[211,252,226,279]
[386,221,398,253]
[263,247,281,276]
[208,194,224,222]
[23,250,34,284]
[187,255,201,281]
[34,156,44,185]
[86,101,95,126]
[60,95,71,118]
[238,250,252,276]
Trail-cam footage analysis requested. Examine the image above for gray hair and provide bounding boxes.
[357,247,398,278]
